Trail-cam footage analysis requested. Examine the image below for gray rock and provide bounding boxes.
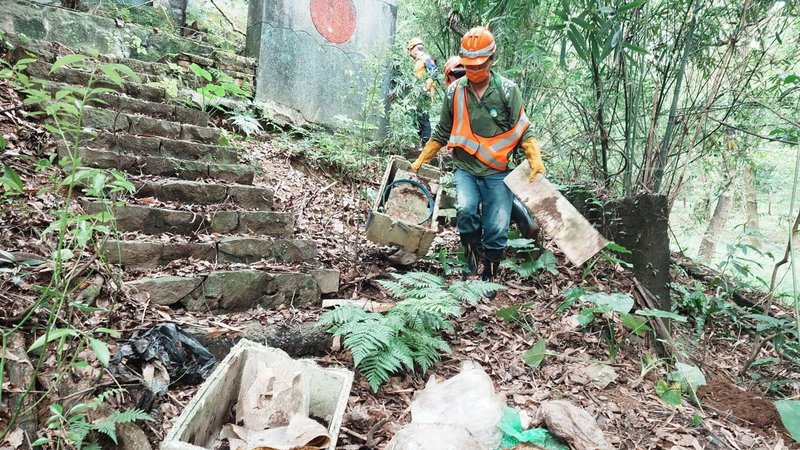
[126,276,203,306]
[217,237,317,263]
[236,211,295,236]
[207,163,254,185]
[180,124,221,144]
[128,115,182,139]
[227,184,274,210]
[242,322,332,357]
[311,269,340,294]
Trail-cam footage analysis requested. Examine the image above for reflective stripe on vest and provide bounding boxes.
[447,84,530,170]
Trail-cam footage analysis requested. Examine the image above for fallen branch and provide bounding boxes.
[633,277,685,362]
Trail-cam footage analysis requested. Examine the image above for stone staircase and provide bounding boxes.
[14,40,338,313]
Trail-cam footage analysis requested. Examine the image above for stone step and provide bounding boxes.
[42,82,208,126]
[124,270,326,312]
[25,61,166,103]
[174,52,255,82]
[80,131,238,163]
[83,201,295,236]
[60,147,254,184]
[133,179,273,211]
[82,106,222,145]
[102,236,317,269]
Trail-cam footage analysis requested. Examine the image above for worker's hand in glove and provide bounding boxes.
[411,140,444,172]
[521,138,546,182]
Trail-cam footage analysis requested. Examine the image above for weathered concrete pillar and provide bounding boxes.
[566,190,671,309]
[606,193,672,309]
[245,0,397,127]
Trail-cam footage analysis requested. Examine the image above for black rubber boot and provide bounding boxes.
[460,232,482,275]
[511,195,540,241]
[481,249,504,299]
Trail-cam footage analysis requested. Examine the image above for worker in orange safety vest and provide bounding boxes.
[411,27,546,297]
[406,37,438,148]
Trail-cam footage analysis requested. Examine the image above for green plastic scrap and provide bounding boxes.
[497,407,569,450]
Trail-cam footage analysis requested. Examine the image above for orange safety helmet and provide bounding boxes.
[459,26,495,66]
[406,37,423,55]
[443,56,466,85]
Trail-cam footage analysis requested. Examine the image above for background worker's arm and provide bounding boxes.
[411,85,456,172]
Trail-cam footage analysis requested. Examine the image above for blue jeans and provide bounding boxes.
[454,168,513,251]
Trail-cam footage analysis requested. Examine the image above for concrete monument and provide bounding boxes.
[245,0,397,128]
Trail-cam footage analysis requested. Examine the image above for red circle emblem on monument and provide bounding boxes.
[310,0,357,44]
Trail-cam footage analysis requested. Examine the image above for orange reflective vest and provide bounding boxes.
[446,85,530,171]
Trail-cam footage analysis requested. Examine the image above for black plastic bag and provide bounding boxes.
[110,324,216,409]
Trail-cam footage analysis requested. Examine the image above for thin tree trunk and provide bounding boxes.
[698,181,733,261]
[743,164,762,250]
[653,0,701,191]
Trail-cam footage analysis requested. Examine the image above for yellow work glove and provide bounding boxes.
[411,140,444,172]
[521,138,546,182]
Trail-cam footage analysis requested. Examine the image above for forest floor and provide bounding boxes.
[1,78,798,448]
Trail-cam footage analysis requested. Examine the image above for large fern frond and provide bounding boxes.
[448,280,507,304]
[318,305,369,329]
[390,271,445,289]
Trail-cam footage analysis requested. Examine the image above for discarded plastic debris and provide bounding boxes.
[161,340,353,450]
[110,323,216,410]
[497,407,567,450]
[536,400,613,450]
[386,362,505,450]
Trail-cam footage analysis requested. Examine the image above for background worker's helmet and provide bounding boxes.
[459,27,495,66]
[406,37,423,54]
[443,56,466,85]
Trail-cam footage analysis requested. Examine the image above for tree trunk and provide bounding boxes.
[743,164,762,250]
[698,181,733,261]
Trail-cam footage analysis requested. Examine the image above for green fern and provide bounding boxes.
[57,389,153,449]
[319,272,499,391]
[448,280,507,304]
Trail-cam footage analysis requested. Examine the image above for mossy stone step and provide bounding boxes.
[83,201,295,236]
[79,131,238,163]
[133,179,273,211]
[60,146,253,184]
[102,237,317,269]
[40,81,208,126]
[124,270,321,312]
[82,106,221,144]
[25,61,166,103]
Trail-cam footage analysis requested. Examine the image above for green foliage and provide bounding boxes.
[775,400,800,443]
[656,379,683,406]
[501,238,558,278]
[523,339,547,368]
[189,63,250,112]
[1,53,135,436]
[280,125,385,181]
[319,272,504,390]
[558,288,657,360]
[37,389,153,449]
[427,248,469,275]
[670,282,726,335]
[228,109,263,136]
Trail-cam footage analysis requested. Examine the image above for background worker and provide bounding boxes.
[410,27,546,293]
[406,37,438,148]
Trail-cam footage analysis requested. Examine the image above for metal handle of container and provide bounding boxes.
[380,178,435,225]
